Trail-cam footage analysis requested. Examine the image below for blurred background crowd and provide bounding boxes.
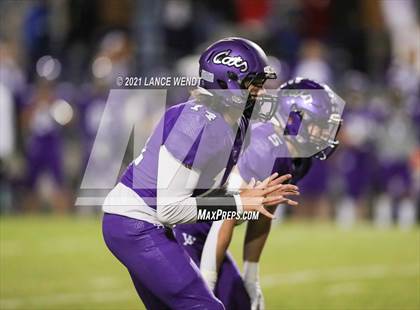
[0,0,419,229]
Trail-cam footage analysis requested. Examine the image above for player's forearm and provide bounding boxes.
[200,219,236,291]
[200,220,224,290]
[216,219,236,269]
[156,194,242,226]
[243,215,272,309]
[243,206,276,262]
[156,197,198,226]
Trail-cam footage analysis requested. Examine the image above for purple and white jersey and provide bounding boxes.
[238,122,293,183]
[115,99,245,213]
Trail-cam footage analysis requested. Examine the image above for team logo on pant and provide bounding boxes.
[182,233,196,246]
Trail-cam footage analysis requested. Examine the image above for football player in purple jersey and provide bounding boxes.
[102,37,299,309]
[174,78,343,310]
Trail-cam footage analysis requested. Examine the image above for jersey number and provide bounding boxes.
[268,133,283,146]
[190,104,216,121]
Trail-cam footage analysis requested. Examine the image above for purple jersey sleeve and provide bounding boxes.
[163,101,231,170]
[238,122,292,182]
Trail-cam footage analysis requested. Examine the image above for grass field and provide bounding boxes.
[0,216,419,310]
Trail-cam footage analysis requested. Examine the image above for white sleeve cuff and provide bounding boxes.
[233,194,243,214]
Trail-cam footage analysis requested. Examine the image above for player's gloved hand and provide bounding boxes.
[243,261,265,310]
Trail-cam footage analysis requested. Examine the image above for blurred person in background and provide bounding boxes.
[294,39,332,84]
[77,80,108,171]
[372,88,418,230]
[94,30,134,86]
[333,71,376,228]
[76,30,135,168]
[21,79,71,213]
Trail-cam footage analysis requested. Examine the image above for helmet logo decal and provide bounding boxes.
[212,50,248,72]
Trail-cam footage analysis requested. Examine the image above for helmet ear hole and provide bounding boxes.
[217,79,228,89]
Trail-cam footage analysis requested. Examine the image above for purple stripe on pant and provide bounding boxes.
[102,213,224,310]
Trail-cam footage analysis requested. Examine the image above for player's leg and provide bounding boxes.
[175,223,250,309]
[102,213,224,310]
[215,252,251,310]
[128,271,169,310]
[175,222,253,309]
